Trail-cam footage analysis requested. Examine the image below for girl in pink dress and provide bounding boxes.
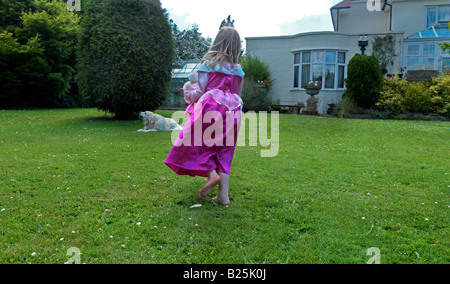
[165,27,244,205]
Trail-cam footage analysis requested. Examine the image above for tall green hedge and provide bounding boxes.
[77,0,174,119]
[344,54,383,109]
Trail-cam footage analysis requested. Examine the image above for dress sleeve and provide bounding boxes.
[190,71,208,102]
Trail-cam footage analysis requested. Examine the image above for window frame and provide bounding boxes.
[404,42,440,71]
[293,50,346,91]
[426,5,450,28]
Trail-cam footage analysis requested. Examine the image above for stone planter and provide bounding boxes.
[304,87,320,96]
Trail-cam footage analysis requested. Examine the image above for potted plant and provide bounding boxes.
[304,96,319,115]
[302,80,321,115]
[398,67,406,79]
[302,80,322,96]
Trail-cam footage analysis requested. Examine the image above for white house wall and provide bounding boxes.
[336,0,450,37]
[392,0,450,38]
[337,1,391,33]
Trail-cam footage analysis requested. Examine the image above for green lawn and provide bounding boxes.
[0,108,448,264]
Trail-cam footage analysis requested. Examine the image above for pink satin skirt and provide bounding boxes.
[165,94,242,177]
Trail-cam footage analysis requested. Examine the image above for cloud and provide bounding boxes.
[161,0,340,40]
[279,13,335,36]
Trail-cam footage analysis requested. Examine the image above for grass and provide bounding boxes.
[0,108,448,264]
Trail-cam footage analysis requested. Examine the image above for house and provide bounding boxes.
[245,0,450,114]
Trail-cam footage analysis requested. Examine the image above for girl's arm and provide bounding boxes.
[190,71,208,103]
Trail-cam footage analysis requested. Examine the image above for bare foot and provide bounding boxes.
[198,175,220,200]
[212,196,230,206]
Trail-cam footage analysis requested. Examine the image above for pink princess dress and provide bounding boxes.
[165,61,245,177]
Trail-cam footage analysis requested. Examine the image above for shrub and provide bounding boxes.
[427,74,450,116]
[344,54,383,109]
[241,78,271,112]
[77,0,174,120]
[403,82,431,113]
[240,54,272,83]
[376,75,450,117]
[333,96,358,118]
[376,77,407,114]
[239,54,273,112]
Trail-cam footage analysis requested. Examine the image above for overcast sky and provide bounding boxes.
[161,0,342,44]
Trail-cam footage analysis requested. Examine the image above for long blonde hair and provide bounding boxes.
[202,27,242,70]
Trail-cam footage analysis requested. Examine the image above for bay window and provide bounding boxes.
[293,50,346,90]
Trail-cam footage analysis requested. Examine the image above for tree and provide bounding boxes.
[344,54,383,109]
[0,0,80,108]
[219,15,235,29]
[77,0,174,119]
[0,31,45,106]
[172,24,211,61]
[165,8,211,61]
[0,0,35,29]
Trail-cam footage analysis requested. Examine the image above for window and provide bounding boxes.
[312,64,323,84]
[294,53,301,64]
[301,65,310,88]
[443,58,450,72]
[302,51,311,87]
[302,52,311,64]
[423,44,436,55]
[293,50,346,90]
[423,58,435,70]
[325,65,335,89]
[427,5,450,28]
[407,58,420,71]
[438,6,450,23]
[338,66,345,88]
[427,7,437,28]
[405,43,439,71]
[293,66,299,88]
[407,45,420,56]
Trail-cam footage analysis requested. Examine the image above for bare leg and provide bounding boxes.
[199,170,220,200]
[212,172,230,205]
